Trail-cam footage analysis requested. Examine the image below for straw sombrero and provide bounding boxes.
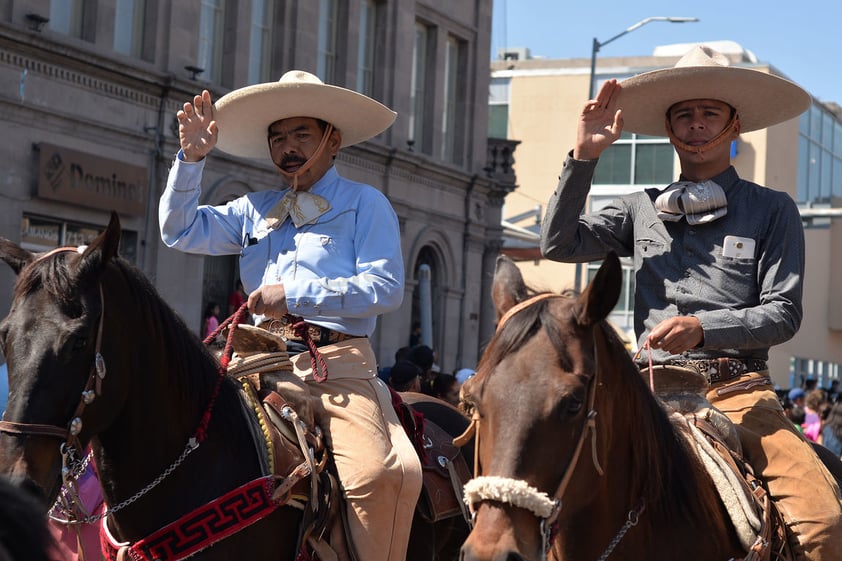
[213,70,396,159]
[618,45,811,137]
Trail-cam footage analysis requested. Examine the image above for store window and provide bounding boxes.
[21,215,138,264]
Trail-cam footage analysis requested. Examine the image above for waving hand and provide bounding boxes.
[574,79,624,161]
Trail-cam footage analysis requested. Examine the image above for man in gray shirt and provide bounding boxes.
[541,45,841,561]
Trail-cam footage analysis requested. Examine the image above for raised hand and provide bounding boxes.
[574,79,624,161]
[178,90,218,162]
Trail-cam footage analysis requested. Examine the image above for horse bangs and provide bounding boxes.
[475,297,548,379]
[15,252,78,311]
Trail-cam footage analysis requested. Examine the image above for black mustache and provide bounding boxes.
[281,156,307,167]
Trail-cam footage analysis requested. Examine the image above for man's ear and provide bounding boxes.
[330,129,342,157]
[732,115,742,137]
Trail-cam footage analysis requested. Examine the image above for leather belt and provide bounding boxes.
[259,318,361,347]
[669,357,768,384]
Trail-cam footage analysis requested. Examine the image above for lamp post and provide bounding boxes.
[588,16,699,98]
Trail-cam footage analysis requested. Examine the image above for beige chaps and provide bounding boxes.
[706,370,842,561]
[291,338,423,561]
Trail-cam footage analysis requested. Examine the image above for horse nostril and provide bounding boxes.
[505,553,525,561]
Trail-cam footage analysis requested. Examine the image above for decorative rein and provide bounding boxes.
[458,292,644,561]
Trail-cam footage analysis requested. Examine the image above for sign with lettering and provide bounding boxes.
[37,143,148,216]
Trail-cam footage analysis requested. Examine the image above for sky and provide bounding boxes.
[491,0,842,105]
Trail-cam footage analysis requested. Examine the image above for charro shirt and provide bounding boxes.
[540,153,804,364]
[159,155,404,337]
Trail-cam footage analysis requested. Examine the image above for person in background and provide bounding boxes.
[826,380,839,405]
[539,45,842,560]
[388,360,424,393]
[202,301,220,339]
[228,279,248,317]
[803,389,827,442]
[455,367,476,386]
[820,402,842,458]
[378,346,412,383]
[159,70,421,561]
[408,345,436,395]
[409,321,422,347]
[430,373,460,407]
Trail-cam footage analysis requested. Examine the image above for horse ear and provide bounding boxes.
[492,255,529,320]
[74,212,122,282]
[0,238,34,275]
[574,252,622,326]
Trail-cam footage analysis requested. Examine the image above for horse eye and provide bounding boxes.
[72,337,88,351]
[566,394,584,415]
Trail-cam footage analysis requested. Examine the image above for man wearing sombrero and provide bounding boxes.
[159,71,422,561]
[540,46,842,560]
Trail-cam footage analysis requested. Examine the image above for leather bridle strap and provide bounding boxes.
[0,421,68,439]
[496,293,561,333]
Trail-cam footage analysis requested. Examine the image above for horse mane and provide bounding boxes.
[593,321,727,536]
[15,251,228,416]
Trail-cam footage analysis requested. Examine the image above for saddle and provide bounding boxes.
[644,366,792,561]
[226,325,471,561]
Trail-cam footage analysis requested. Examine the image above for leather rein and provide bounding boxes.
[458,293,644,561]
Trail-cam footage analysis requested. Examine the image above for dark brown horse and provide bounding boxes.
[0,213,470,561]
[459,253,749,561]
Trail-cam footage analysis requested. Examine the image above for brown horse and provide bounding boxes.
[0,213,470,561]
[459,253,749,561]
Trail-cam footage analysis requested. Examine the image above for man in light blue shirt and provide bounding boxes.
[159,71,421,561]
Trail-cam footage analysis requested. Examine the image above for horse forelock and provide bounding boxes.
[14,252,79,310]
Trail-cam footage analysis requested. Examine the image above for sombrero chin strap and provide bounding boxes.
[665,112,738,159]
[285,123,334,192]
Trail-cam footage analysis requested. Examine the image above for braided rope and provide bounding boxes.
[288,316,329,382]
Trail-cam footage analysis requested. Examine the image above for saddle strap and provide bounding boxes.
[692,417,784,561]
[446,455,473,524]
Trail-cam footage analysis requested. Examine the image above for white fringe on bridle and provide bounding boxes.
[463,476,558,518]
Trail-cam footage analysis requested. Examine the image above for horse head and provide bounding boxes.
[0,212,127,503]
[460,252,624,561]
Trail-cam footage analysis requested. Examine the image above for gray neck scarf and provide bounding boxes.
[655,180,727,225]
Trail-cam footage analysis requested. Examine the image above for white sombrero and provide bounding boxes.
[618,45,811,137]
[213,70,396,159]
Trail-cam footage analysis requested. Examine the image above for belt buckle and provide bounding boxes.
[716,357,730,380]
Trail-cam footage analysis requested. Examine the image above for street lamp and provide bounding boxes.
[588,16,699,98]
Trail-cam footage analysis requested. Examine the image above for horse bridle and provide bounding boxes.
[460,293,643,561]
[0,247,107,459]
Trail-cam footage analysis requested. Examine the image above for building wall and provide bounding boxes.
[0,0,507,375]
[493,48,842,389]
